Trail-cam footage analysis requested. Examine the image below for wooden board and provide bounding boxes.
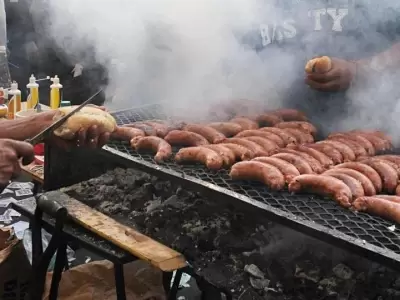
[54,192,187,271]
[21,163,44,184]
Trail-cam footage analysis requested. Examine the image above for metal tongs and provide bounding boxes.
[26,89,103,145]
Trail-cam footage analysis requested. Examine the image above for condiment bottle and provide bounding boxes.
[26,74,39,109]
[50,75,63,109]
[7,82,21,119]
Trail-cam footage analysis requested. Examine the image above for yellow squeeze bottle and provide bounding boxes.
[7,82,21,119]
[26,74,39,109]
[50,75,63,109]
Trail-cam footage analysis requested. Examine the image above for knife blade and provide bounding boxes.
[26,89,103,145]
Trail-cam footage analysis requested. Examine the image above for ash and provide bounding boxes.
[67,168,400,300]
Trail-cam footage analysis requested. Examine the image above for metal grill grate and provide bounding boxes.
[106,105,400,264]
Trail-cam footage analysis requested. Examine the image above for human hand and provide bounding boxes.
[0,139,35,186]
[305,57,357,92]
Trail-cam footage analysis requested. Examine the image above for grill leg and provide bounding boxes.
[162,272,173,295]
[168,270,183,300]
[49,241,67,300]
[114,263,126,300]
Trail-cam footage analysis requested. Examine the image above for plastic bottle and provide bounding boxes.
[8,82,21,119]
[26,74,39,109]
[50,75,63,109]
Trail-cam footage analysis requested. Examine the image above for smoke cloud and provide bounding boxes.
[29,0,400,137]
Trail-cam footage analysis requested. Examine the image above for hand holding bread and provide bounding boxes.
[305,56,332,74]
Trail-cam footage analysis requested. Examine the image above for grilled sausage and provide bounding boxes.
[175,147,223,170]
[317,140,356,162]
[323,168,376,196]
[131,136,172,163]
[349,131,392,152]
[328,133,375,156]
[142,121,171,138]
[164,130,209,146]
[305,143,343,164]
[207,122,243,137]
[270,109,308,121]
[320,171,364,200]
[293,145,334,168]
[397,184,400,196]
[327,136,368,158]
[184,124,225,144]
[252,157,300,183]
[275,149,324,174]
[274,121,317,136]
[202,144,236,167]
[236,130,285,147]
[366,158,400,178]
[230,117,259,130]
[124,122,157,136]
[373,195,400,204]
[218,143,254,161]
[282,128,314,144]
[255,113,283,126]
[242,137,279,155]
[361,160,398,193]
[259,127,297,146]
[334,162,383,193]
[222,138,268,157]
[374,155,400,167]
[288,174,352,208]
[111,126,145,141]
[352,197,400,223]
[229,161,285,190]
[271,153,313,174]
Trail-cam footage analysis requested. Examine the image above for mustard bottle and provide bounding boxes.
[50,75,63,109]
[7,82,21,119]
[26,74,39,109]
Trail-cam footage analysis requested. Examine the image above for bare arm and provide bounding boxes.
[357,42,400,72]
[0,111,56,141]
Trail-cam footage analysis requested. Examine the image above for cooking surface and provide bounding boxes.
[104,104,400,266]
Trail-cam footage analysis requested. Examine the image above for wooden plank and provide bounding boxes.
[54,192,187,271]
[21,163,44,184]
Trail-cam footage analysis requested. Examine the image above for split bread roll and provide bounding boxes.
[305,56,332,74]
[53,105,117,139]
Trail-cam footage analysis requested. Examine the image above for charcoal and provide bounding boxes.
[65,168,400,299]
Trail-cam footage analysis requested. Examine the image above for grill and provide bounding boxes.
[50,103,400,270]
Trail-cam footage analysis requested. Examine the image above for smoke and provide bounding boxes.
[28,0,400,134]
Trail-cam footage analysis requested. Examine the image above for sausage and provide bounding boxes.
[254,113,283,126]
[334,162,383,193]
[222,138,268,157]
[316,140,356,162]
[352,197,400,223]
[373,195,400,204]
[305,143,343,164]
[328,133,375,156]
[274,121,317,136]
[275,149,324,174]
[397,184,400,196]
[269,109,308,121]
[282,128,314,144]
[293,145,334,168]
[271,153,314,174]
[242,137,279,155]
[131,136,172,163]
[236,130,285,147]
[361,160,398,193]
[323,168,376,196]
[230,117,259,130]
[349,132,392,152]
[259,127,297,146]
[207,122,243,137]
[218,143,254,161]
[229,161,285,190]
[288,174,352,208]
[111,126,145,141]
[164,130,209,146]
[175,147,223,170]
[350,130,392,143]
[327,136,368,158]
[252,157,300,183]
[183,124,226,144]
[319,171,364,200]
[123,122,157,136]
[366,158,400,178]
[202,144,236,167]
[142,121,171,138]
[374,155,400,167]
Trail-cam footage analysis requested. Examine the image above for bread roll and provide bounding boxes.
[305,56,332,74]
[53,105,117,139]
